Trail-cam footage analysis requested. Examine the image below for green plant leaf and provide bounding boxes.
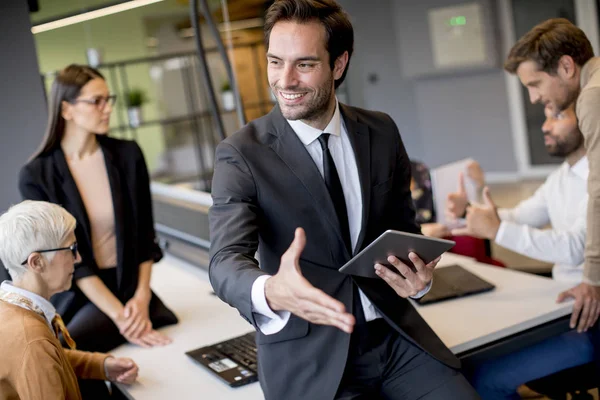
[125,88,148,107]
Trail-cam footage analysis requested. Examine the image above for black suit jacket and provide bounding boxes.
[209,104,459,400]
[18,135,162,315]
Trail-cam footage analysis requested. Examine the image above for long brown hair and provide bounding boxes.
[32,64,104,159]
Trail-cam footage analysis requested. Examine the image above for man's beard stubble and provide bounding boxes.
[275,75,334,122]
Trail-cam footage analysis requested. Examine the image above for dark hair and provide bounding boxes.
[504,18,594,74]
[264,0,353,89]
[32,64,104,159]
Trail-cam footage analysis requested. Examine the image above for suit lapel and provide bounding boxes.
[340,104,371,255]
[268,107,351,259]
[98,138,126,288]
[53,149,94,254]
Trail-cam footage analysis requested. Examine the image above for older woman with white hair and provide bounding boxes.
[0,200,139,400]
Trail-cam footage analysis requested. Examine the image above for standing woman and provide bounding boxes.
[19,64,177,353]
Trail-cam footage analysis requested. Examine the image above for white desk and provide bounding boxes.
[111,253,574,399]
[111,255,263,400]
[416,253,573,355]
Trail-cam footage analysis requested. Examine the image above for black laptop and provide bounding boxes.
[416,264,495,305]
[186,332,258,387]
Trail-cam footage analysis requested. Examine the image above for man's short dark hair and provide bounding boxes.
[504,18,594,74]
[264,0,354,89]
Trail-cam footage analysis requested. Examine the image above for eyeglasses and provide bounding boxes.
[71,95,117,110]
[21,242,78,266]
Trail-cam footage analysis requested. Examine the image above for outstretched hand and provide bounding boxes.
[264,228,355,333]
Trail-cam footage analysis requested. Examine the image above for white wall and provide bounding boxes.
[341,0,425,161]
[341,0,519,176]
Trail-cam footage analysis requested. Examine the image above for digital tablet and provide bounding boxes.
[338,230,455,279]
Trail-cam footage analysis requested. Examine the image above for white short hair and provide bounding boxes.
[0,200,76,281]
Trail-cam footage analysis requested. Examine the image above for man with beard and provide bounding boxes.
[504,17,600,338]
[446,104,593,398]
[208,0,479,399]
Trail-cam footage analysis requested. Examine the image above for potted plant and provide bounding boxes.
[220,80,235,111]
[125,88,148,128]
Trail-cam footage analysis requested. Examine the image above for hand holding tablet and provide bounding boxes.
[339,230,455,298]
[339,230,455,279]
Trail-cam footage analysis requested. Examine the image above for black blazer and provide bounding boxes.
[209,104,459,400]
[18,135,162,309]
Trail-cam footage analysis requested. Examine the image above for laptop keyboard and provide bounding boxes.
[214,332,258,372]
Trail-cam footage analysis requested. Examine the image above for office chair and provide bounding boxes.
[526,362,599,400]
[449,235,506,267]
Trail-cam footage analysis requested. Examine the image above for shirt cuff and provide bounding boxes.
[410,279,433,299]
[582,276,600,286]
[251,275,291,335]
[497,208,511,222]
[103,355,113,380]
[495,220,508,243]
[495,220,523,252]
[583,258,600,286]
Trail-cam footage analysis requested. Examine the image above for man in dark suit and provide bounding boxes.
[208,1,479,399]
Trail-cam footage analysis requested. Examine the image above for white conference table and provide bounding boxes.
[111,253,574,399]
[413,253,573,355]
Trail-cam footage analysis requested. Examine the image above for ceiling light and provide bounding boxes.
[32,0,165,34]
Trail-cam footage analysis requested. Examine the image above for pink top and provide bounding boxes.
[67,148,117,269]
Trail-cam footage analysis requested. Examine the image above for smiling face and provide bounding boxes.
[267,20,348,128]
[541,103,583,157]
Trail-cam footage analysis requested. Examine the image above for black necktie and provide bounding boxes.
[317,134,365,325]
[317,134,351,251]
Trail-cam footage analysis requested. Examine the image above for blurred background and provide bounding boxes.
[21,0,599,192]
[3,0,600,270]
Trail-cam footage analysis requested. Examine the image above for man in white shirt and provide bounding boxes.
[447,104,595,398]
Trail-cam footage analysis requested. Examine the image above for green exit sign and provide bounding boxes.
[448,16,466,26]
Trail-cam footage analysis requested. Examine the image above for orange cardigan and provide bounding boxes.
[0,301,109,400]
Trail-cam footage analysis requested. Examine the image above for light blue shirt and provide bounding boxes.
[1,280,56,330]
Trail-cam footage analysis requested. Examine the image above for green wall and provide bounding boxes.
[32,0,189,172]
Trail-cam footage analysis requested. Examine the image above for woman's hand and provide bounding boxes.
[112,293,172,347]
[121,291,152,339]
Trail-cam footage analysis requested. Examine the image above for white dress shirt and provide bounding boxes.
[495,157,588,284]
[0,280,56,329]
[251,101,431,334]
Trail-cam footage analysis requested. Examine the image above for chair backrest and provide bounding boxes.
[449,235,506,267]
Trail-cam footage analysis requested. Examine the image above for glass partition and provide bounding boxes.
[31,0,351,193]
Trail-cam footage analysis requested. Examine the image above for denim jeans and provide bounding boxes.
[468,329,596,399]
